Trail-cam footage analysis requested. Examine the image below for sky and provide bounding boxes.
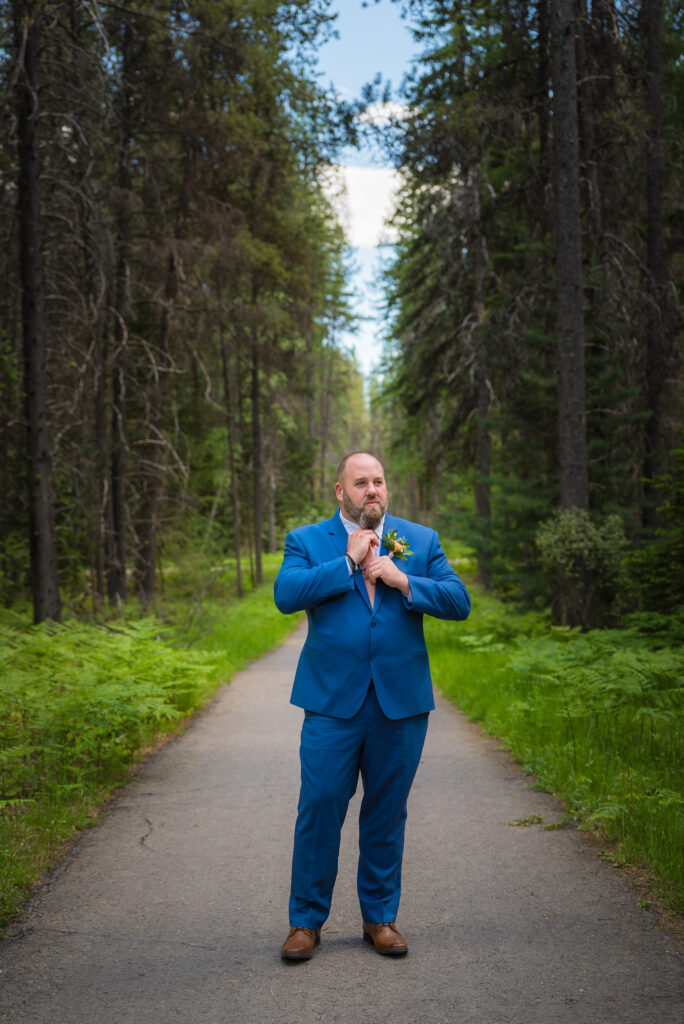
[314,0,418,377]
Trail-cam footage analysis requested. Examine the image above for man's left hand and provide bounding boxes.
[364,555,410,598]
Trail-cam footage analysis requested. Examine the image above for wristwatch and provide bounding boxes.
[345,553,359,573]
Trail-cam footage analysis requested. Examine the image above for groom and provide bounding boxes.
[274,451,470,960]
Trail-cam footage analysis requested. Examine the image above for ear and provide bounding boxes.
[334,481,343,502]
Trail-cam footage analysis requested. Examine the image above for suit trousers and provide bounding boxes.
[289,683,429,929]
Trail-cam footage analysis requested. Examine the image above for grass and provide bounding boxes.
[0,554,302,933]
[427,584,684,913]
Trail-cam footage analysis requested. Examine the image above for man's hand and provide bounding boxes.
[364,554,410,597]
[347,529,379,566]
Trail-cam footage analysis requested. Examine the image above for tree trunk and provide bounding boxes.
[81,190,109,610]
[135,269,171,606]
[0,353,12,604]
[267,460,277,554]
[575,1,602,242]
[93,317,109,607]
[470,165,492,589]
[107,21,133,605]
[592,0,618,237]
[136,139,193,605]
[136,159,188,605]
[551,0,589,510]
[14,1,61,623]
[318,345,334,500]
[66,0,105,610]
[642,0,666,529]
[537,0,551,207]
[250,323,263,585]
[220,336,243,599]
[305,313,316,502]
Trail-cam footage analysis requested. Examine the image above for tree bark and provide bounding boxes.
[250,320,263,586]
[537,0,551,223]
[106,23,134,606]
[305,313,316,502]
[575,0,602,242]
[642,0,666,529]
[93,311,110,606]
[14,1,61,623]
[136,152,189,605]
[470,165,492,590]
[135,252,173,607]
[551,0,589,510]
[267,459,277,554]
[78,165,109,609]
[220,336,243,599]
[318,345,334,500]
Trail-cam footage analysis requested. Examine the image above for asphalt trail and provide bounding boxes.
[1,624,681,1023]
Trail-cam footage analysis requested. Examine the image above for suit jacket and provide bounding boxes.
[274,511,471,720]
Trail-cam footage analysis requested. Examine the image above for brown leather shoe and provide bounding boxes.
[362,921,408,956]
[281,926,321,960]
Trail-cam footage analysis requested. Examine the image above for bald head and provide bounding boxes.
[335,452,388,529]
[336,451,384,483]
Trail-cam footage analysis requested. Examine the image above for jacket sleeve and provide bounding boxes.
[274,529,353,614]
[402,531,471,621]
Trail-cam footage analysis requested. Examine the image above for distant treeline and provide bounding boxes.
[375,0,683,622]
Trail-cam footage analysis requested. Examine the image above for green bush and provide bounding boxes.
[537,508,626,628]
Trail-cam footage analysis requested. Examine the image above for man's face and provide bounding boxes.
[335,454,388,530]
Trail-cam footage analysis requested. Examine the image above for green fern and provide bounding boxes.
[427,591,684,911]
[0,573,302,932]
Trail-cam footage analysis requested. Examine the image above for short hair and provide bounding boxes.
[336,451,383,483]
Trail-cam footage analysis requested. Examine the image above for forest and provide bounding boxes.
[0,2,683,921]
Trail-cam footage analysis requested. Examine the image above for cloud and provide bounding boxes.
[358,101,410,127]
[324,164,402,249]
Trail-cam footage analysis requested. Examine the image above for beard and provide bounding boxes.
[341,488,388,530]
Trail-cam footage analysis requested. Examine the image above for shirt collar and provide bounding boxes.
[339,508,385,543]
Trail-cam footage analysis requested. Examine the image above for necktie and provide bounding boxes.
[361,546,376,608]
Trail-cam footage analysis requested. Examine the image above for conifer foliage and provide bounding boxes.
[379,0,683,618]
[0,0,363,618]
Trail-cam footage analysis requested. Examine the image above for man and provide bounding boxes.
[274,451,470,960]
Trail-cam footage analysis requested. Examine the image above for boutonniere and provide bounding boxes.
[382,528,413,561]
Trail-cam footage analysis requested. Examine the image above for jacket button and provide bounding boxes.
[371,621,376,627]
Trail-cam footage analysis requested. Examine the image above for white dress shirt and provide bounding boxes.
[339,509,412,602]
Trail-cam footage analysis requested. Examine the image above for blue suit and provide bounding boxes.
[274,510,470,927]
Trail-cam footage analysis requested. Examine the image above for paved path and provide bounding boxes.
[1,624,682,1023]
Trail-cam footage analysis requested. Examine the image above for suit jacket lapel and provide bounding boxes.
[379,514,390,557]
[327,511,348,556]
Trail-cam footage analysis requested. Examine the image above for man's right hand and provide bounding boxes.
[347,529,379,567]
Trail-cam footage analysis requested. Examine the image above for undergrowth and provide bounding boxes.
[0,556,302,932]
[427,590,684,912]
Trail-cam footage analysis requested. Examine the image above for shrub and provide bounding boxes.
[536,509,626,629]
